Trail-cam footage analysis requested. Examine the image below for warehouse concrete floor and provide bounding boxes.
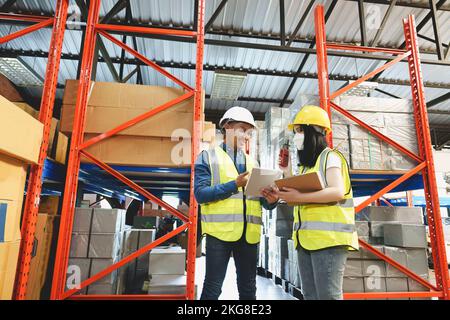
[195,256,297,300]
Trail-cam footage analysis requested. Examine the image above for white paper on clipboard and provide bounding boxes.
[244,168,283,197]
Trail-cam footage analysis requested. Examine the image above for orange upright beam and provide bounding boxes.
[403,15,449,300]
[50,0,102,300]
[186,0,205,300]
[13,0,69,300]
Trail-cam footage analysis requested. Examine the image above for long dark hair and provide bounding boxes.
[297,124,328,168]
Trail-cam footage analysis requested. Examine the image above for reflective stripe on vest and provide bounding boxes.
[299,221,355,233]
[201,213,262,225]
[209,148,221,186]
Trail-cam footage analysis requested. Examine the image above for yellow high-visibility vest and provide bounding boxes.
[293,148,359,251]
[200,146,262,244]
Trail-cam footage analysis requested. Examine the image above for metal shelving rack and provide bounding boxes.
[314,4,449,300]
[0,0,70,300]
[45,0,205,300]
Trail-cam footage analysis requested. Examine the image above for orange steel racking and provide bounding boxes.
[314,4,449,300]
[0,0,70,300]
[46,0,205,300]
[8,1,447,301]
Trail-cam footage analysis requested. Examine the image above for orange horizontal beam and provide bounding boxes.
[326,43,408,55]
[0,13,50,23]
[330,51,411,100]
[68,294,187,300]
[96,23,197,37]
[344,291,443,299]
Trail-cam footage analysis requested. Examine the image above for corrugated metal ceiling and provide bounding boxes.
[1,0,449,116]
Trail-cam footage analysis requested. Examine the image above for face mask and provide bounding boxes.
[293,132,305,150]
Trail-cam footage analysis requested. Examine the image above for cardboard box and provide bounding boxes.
[66,258,118,294]
[72,208,126,234]
[122,229,156,270]
[26,214,56,300]
[147,274,192,295]
[61,103,193,138]
[82,133,192,167]
[142,208,170,217]
[384,246,408,278]
[343,276,365,293]
[386,277,408,297]
[369,221,391,238]
[357,206,423,224]
[70,232,122,258]
[13,102,39,119]
[0,74,24,102]
[54,132,69,164]
[89,233,122,258]
[91,208,126,234]
[405,248,429,278]
[86,283,117,295]
[60,80,203,138]
[0,153,28,242]
[355,221,369,237]
[0,95,43,164]
[383,224,428,248]
[0,239,20,299]
[345,260,363,277]
[39,196,60,215]
[364,276,386,293]
[363,260,386,277]
[148,246,186,275]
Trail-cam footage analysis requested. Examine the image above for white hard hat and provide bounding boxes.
[219,106,256,128]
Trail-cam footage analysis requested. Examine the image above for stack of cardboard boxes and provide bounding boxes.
[286,95,418,171]
[60,81,205,167]
[117,229,156,294]
[259,107,292,171]
[0,95,43,299]
[344,206,430,299]
[265,205,293,280]
[287,239,300,287]
[147,246,188,295]
[67,208,126,294]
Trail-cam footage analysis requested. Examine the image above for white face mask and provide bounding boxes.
[293,132,305,150]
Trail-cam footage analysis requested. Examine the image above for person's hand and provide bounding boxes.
[235,171,250,188]
[260,186,279,204]
[276,187,302,203]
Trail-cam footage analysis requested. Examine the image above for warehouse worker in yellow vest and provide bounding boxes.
[194,106,279,300]
[269,105,358,300]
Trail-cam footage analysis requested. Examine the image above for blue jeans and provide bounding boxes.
[200,235,258,300]
[296,245,348,300]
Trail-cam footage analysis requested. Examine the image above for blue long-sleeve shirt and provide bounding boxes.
[194,143,277,210]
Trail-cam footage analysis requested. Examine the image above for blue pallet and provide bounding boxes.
[40,159,425,203]
[384,196,450,208]
[40,158,191,202]
[350,171,424,198]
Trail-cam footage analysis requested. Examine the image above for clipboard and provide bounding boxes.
[274,172,325,205]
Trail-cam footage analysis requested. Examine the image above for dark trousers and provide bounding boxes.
[200,234,258,300]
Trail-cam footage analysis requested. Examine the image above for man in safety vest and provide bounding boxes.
[194,106,279,300]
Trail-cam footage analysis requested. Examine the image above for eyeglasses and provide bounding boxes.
[293,126,303,133]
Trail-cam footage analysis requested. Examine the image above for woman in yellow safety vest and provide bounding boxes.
[266,105,358,300]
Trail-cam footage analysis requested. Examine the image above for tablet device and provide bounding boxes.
[244,168,283,197]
